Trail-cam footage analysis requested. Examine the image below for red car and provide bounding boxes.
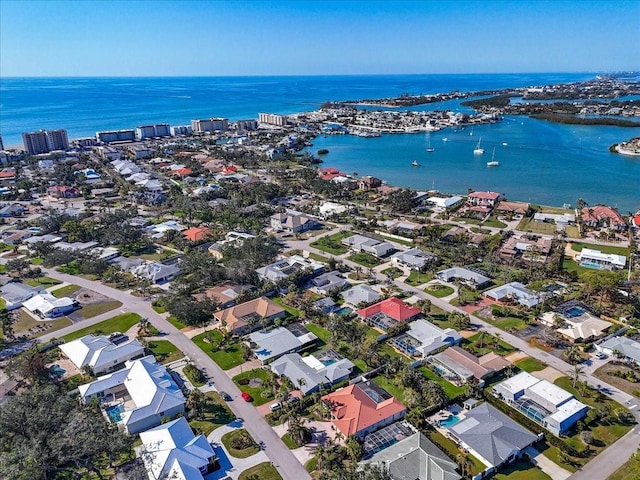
[241,391,252,402]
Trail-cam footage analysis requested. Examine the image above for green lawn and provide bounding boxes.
[465,332,516,356]
[516,217,558,235]
[238,462,282,480]
[280,433,299,449]
[515,357,546,373]
[221,429,260,458]
[24,276,61,287]
[310,232,351,255]
[424,284,454,298]
[427,429,486,476]
[404,270,432,286]
[608,452,640,480]
[30,257,44,265]
[166,315,186,329]
[148,340,184,364]
[348,252,381,268]
[62,313,142,341]
[233,368,274,406]
[483,216,507,228]
[562,257,601,277]
[189,391,236,436]
[308,252,331,263]
[11,310,72,339]
[76,300,123,319]
[306,323,331,345]
[371,375,407,403]
[570,242,628,256]
[192,331,245,370]
[381,267,404,279]
[272,297,300,318]
[491,460,551,480]
[151,303,167,314]
[419,366,466,400]
[51,284,81,298]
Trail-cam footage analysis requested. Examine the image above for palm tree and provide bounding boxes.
[477,330,486,349]
[571,365,585,388]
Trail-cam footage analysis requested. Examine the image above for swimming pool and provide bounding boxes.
[50,364,66,377]
[439,415,461,428]
[580,261,604,270]
[565,307,585,318]
[335,307,353,316]
[105,404,125,423]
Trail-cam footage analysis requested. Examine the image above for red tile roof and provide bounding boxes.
[182,227,211,242]
[322,383,405,437]
[581,205,626,227]
[173,168,193,176]
[357,297,421,322]
[468,191,501,200]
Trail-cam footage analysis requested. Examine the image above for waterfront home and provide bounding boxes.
[576,247,626,270]
[540,302,612,342]
[78,355,185,434]
[492,372,589,436]
[447,403,539,472]
[23,293,76,318]
[580,205,627,231]
[249,324,317,364]
[255,255,324,283]
[270,209,319,233]
[533,212,576,231]
[436,267,491,289]
[341,284,381,307]
[361,424,461,480]
[498,236,552,263]
[596,336,640,365]
[59,334,145,375]
[390,319,462,358]
[427,195,463,210]
[0,282,45,310]
[494,201,531,217]
[358,297,422,331]
[391,247,438,270]
[214,296,286,336]
[483,282,540,308]
[322,381,406,439]
[271,351,354,395]
[358,175,382,190]
[138,417,217,480]
[342,234,395,258]
[427,346,511,386]
[318,201,348,218]
[467,191,502,208]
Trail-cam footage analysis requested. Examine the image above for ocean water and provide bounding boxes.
[0,73,638,211]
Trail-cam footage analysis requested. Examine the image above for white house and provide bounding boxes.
[0,283,45,310]
[342,234,394,258]
[23,293,76,318]
[138,417,217,480]
[597,336,640,365]
[483,282,540,308]
[59,334,145,375]
[132,262,181,284]
[78,355,185,434]
[576,248,626,270]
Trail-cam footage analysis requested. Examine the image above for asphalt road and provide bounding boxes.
[38,268,311,480]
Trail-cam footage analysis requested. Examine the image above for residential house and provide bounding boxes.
[533,212,575,231]
[391,248,438,270]
[310,271,349,295]
[492,372,589,436]
[341,284,381,307]
[447,403,539,472]
[131,261,181,284]
[78,356,185,434]
[271,351,355,395]
[390,319,462,358]
[361,425,461,480]
[322,381,406,439]
[138,417,217,480]
[270,210,319,233]
[146,220,186,238]
[427,346,511,386]
[597,336,640,365]
[483,282,541,308]
[576,248,626,270]
[59,334,145,375]
[48,185,81,199]
[467,191,502,208]
[23,293,76,318]
[358,297,422,331]
[499,236,553,262]
[0,204,25,217]
[194,283,252,308]
[214,296,286,336]
[540,302,612,342]
[436,267,491,289]
[342,234,395,258]
[208,231,255,259]
[381,219,423,236]
[182,226,211,243]
[494,201,530,217]
[0,283,45,310]
[358,176,382,190]
[255,255,324,283]
[427,196,463,210]
[318,201,348,218]
[249,324,317,364]
[581,205,627,231]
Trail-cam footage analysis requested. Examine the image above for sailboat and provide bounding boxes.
[473,138,485,155]
[411,160,420,167]
[487,147,499,166]
[425,134,435,152]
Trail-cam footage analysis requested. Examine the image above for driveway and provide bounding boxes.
[207,421,269,480]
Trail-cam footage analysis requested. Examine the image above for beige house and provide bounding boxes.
[214,296,286,336]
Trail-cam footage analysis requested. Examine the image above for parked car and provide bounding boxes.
[241,391,252,402]
[269,402,282,412]
[219,391,232,401]
[595,351,607,360]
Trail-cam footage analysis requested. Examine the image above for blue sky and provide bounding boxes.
[1,0,638,76]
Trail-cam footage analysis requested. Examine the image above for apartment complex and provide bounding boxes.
[191,118,229,133]
[22,129,69,154]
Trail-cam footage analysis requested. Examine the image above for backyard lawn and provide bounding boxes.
[51,284,82,298]
[192,330,245,370]
[570,241,629,256]
[148,340,184,364]
[348,252,381,268]
[310,231,351,255]
[233,368,275,406]
[76,300,123,319]
[419,366,466,400]
[272,297,300,318]
[306,323,331,345]
[515,357,546,373]
[62,313,142,341]
[238,462,282,480]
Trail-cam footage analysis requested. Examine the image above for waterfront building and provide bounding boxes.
[22,129,69,154]
[235,119,258,131]
[135,123,171,139]
[170,125,193,136]
[47,129,69,151]
[576,247,626,270]
[580,205,627,231]
[259,112,288,126]
[191,117,229,133]
[96,129,136,143]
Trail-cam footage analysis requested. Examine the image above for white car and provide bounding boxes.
[594,351,607,360]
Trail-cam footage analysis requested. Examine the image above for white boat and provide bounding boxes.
[426,137,435,153]
[487,147,499,166]
[473,138,485,155]
[412,160,420,167]
[442,137,448,142]
[469,127,474,136]
[502,142,508,146]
